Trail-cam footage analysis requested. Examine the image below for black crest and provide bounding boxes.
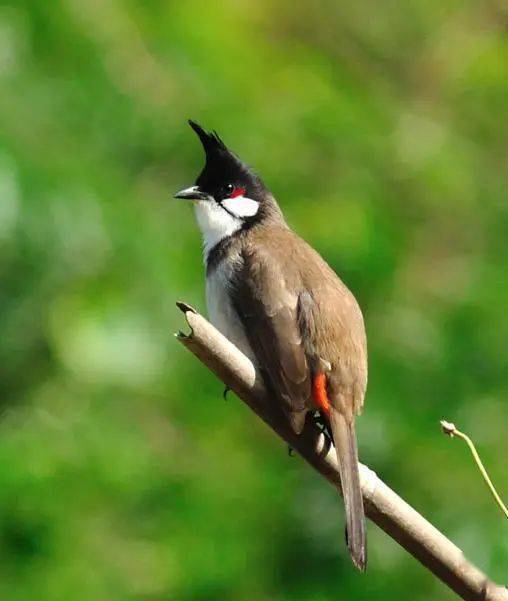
[188,120,227,156]
[188,119,242,173]
[188,119,260,195]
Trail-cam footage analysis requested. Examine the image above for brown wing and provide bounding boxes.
[296,254,368,569]
[230,240,312,433]
[297,282,367,418]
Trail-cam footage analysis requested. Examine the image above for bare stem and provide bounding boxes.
[440,421,508,520]
[176,303,507,601]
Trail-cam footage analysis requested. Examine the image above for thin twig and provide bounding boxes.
[441,420,508,519]
[176,302,508,601]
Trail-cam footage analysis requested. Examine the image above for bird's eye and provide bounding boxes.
[225,184,245,199]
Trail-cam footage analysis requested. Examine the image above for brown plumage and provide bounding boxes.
[229,221,367,570]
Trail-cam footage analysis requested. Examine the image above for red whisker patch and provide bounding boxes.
[230,187,245,198]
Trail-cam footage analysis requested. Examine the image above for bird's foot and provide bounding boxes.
[312,412,333,443]
[287,445,294,457]
[223,386,231,401]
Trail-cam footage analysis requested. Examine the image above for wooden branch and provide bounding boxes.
[175,302,507,601]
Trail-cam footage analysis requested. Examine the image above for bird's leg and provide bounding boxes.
[312,411,333,444]
[223,386,231,401]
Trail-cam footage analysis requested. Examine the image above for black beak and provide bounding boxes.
[173,185,210,201]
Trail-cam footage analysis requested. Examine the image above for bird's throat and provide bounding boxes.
[194,201,243,262]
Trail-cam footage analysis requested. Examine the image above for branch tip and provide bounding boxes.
[176,301,197,315]
[440,420,457,437]
[440,419,508,520]
[176,301,198,339]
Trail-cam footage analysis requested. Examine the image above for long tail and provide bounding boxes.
[329,407,367,571]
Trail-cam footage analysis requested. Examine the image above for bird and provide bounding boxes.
[175,120,368,570]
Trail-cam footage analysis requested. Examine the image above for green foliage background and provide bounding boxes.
[0,1,507,599]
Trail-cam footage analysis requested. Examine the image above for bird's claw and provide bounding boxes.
[223,386,231,401]
[287,445,294,457]
[312,412,333,442]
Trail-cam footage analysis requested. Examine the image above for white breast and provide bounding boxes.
[206,261,256,365]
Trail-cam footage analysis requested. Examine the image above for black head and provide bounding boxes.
[175,120,281,224]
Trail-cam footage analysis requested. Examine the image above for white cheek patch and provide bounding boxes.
[221,196,259,218]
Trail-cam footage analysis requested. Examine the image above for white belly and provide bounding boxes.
[206,265,256,365]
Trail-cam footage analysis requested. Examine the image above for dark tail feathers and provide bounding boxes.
[329,407,367,571]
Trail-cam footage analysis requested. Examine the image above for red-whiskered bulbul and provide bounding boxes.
[175,121,368,570]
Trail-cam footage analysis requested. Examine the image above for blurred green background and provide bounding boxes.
[0,1,507,599]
